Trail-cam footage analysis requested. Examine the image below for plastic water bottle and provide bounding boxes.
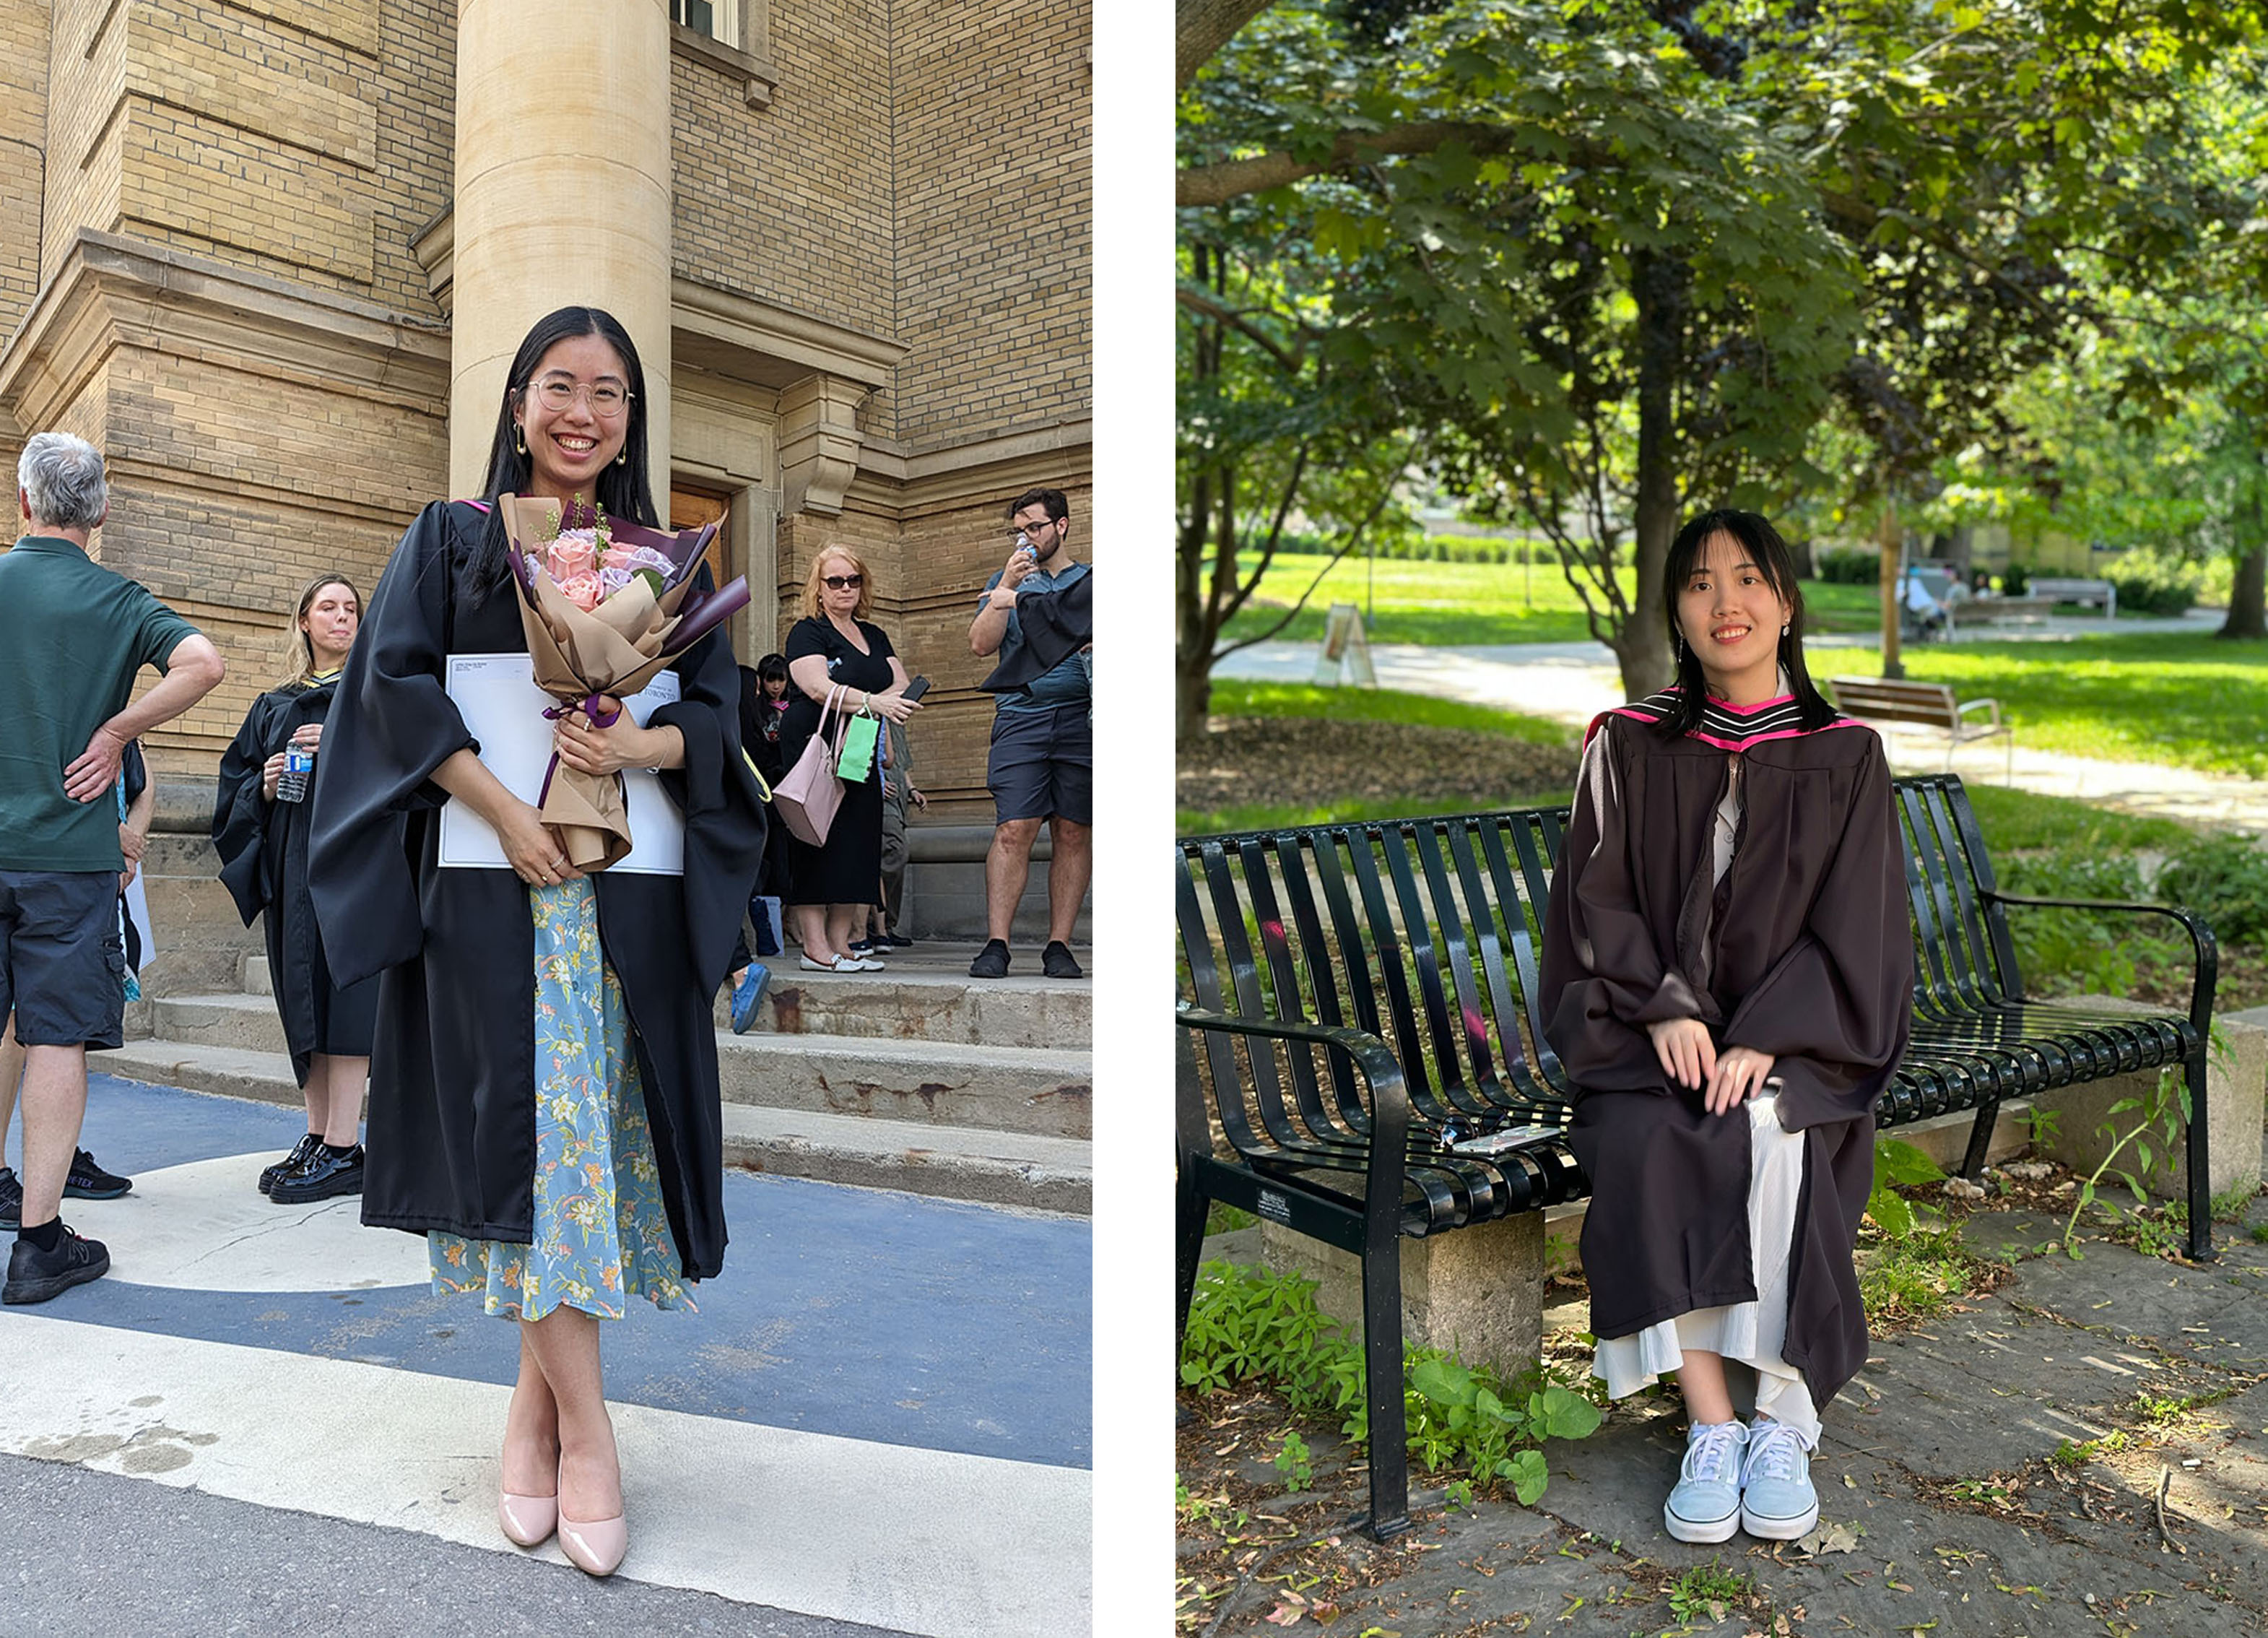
[276,742,315,804]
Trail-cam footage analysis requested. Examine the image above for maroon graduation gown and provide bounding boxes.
[1539,688,1913,1411]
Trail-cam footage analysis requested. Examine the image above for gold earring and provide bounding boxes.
[616,448,627,467]
[516,425,526,456]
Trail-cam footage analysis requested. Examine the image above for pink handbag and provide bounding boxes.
[773,685,850,845]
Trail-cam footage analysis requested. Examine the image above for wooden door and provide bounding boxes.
[669,488,729,591]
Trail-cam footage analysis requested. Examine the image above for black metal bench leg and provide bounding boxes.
[1174,1160,1207,1339]
[1959,1097,2001,1182]
[1361,1240,1411,1540]
[2183,1049,2215,1262]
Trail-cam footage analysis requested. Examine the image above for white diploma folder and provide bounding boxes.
[438,652,685,875]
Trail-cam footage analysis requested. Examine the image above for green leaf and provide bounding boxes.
[1876,1138,1949,1187]
[1508,1448,1551,1505]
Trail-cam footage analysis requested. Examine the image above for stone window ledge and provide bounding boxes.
[672,22,779,110]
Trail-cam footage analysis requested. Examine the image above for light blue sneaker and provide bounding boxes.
[729,963,770,1034]
[1739,1417,1819,1540]
[1664,1419,1747,1543]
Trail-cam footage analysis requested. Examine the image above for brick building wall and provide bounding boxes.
[890,0,1091,446]
[1,0,1090,810]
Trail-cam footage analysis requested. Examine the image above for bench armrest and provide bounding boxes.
[1978,891,2219,1035]
[1175,1003,1414,1244]
[1954,697,2002,728]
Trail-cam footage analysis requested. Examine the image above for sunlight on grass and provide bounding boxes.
[1824,633,2268,779]
[1203,679,1573,745]
[1225,558,1882,646]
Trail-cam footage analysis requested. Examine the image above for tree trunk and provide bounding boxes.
[1176,468,1217,739]
[1877,500,1904,680]
[1620,250,1684,701]
[2218,464,2266,641]
[2220,546,2266,640]
[1177,0,1278,89]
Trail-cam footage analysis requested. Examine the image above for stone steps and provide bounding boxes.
[147,993,1091,1141]
[95,1039,1091,1216]
[242,953,1095,1049]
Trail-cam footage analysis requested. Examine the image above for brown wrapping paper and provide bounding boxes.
[498,493,709,872]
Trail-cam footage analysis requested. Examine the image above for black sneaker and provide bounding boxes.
[0,1167,20,1233]
[260,1134,326,1196]
[885,932,915,948]
[4,1224,110,1305]
[270,1143,365,1205]
[968,939,1010,979]
[63,1148,131,1200]
[1042,940,1084,979]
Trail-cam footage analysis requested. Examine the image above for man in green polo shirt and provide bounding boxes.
[0,432,224,1305]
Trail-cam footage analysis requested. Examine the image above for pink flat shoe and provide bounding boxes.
[497,1490,557,1548]
[557,1510,627,1577]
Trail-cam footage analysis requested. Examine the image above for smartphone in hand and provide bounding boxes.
[903,675,931,703]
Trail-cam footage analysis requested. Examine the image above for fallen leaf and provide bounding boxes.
[1264,1606,1303,1628]
[1799,1521,1862,1554]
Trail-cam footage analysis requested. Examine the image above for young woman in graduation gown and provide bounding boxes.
[212,574,377,1202]
[1539,509,1913,1547]
[307,307,764,1577]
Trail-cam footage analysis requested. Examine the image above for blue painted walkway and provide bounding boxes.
[51,1073,1091,1471]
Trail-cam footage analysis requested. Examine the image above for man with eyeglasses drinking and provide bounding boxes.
[967,488,1091,979]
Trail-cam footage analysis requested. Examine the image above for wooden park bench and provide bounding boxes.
[2028,576,2118,618]
[1174,774,2217,1540]
[1826,675,2013,779]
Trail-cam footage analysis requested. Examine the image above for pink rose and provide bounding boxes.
[555,570,602,612]
[548,529,600,578]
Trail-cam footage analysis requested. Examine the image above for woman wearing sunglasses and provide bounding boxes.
[780,546,922,971]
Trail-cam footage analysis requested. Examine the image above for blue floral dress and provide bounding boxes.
[429,879,694,1320]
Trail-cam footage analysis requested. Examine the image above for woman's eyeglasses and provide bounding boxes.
[533,378,632,417]
[822,573,863,589]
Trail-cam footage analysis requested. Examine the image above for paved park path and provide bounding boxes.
[1217,607,2268,832]
[0,1075,1092,1637]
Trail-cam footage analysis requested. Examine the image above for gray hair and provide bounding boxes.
[17,432,108,532]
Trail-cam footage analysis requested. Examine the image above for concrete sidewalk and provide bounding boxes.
[0,1074,1092,1637]
[1217,608,2268,833]
[1190,1191,2268,1636]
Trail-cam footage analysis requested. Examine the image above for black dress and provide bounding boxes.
[780,615,893,906]
[305,500,765,1280]
[212,675,378,1088]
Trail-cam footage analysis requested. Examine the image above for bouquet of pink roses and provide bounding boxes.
[498,491,750,871]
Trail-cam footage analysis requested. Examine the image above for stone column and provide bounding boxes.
[448,0,674,496]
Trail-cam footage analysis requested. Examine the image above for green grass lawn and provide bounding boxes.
[1222,556,1884,646]
[1201,680,1573,744]
[1176,680,2217,844]
[1820,632,2268,780]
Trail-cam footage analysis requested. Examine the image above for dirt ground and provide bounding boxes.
[1177,716,1581,819]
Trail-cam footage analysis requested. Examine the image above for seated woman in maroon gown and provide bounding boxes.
[1539,508,1913,1547]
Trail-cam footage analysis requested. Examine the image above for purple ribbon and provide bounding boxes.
[537,693,624,807]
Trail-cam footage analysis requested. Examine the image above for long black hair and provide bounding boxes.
[1654,508,1837,737]
[464,306,661,601]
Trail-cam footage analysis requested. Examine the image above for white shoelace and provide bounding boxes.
[1745,1418,1807,1483]
[1682,1421,1745,1483]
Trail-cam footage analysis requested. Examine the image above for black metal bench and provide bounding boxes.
[1175,772,2217,1540]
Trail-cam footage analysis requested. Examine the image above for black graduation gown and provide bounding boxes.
[212,678,378,1086]
[305,500,765,1280]
[1538,689,1914,1412]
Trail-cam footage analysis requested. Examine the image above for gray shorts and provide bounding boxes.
[987,704,1092,827]
[0,870,126,1049]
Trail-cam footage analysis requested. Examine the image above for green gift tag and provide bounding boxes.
[836,709,880,783]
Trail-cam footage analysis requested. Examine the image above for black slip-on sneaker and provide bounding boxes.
[968,940,1010,979]
[1042,940,1085,979]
